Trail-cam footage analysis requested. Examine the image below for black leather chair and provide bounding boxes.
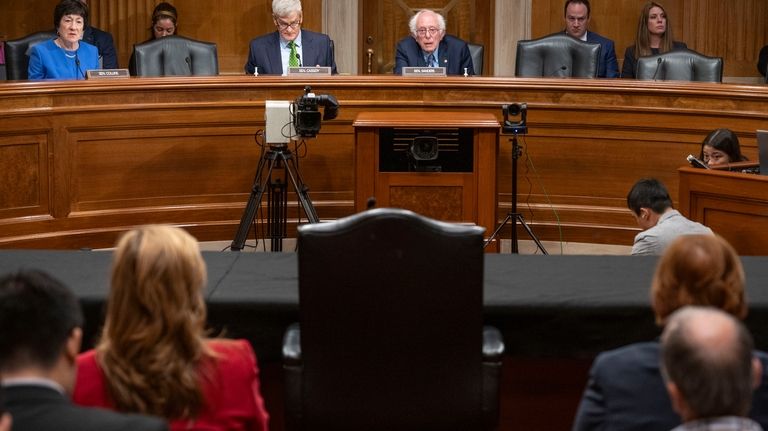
[468,43,484,75]
[283,208,504,431]
[636,49,723,83]
[515,34,601,78]
[4,31,56,80]
[131,35,218,77]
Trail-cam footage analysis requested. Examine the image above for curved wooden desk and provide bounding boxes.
[1,76,767,249]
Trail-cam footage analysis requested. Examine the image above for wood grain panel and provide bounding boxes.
[1,76,768,249]
[0,135,48,217]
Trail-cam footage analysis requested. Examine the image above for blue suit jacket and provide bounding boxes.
[572,342,768,431]
[83,26,118,69]
[586,31,618,78]
[244,29,337,75]
[394,34,474,76]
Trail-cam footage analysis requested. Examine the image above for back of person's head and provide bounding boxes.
[662,306,757,420]
[272,0,302,17]
[651,234,746,325]
[0,270,83,372]
[626,178,673,216]
[55,0,89,28]
[98,225,209,419]
[699,128,746,163]
[634,1,674,56]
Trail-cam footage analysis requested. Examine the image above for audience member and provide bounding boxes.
[622,1,687,78]
[626,178,712,256]
[73,225,269,431]
[699,128,748,167]
[0,270,167,431]
[662,306,764,431]
[561,0,618,78]
[572,234,768,431]
[394,9,474,76]
[128,2,179,75]
[79,0,118,68]
[245,0,337,75]
[28,0,100,80]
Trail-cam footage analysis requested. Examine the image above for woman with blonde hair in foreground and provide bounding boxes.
[73,225,269,431]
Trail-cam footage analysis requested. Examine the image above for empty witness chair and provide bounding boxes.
[636,49,723,83]
[515,33,601,78]
[4,31,56,80]
[131,35,218,77]
[468,43,484,75]
[283,207,505,431]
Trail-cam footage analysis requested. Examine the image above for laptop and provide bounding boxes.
[758,130,768,175]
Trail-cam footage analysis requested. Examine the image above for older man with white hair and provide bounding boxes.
[394,9,474,76]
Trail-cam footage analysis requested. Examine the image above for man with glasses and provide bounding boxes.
[561,0,618,78]
[245,0,337,75]
[394,9,474,76]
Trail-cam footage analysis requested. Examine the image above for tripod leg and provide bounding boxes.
[230,153,278,251]
[515,214,548,255]
[483,213,513,249]
[283,155,319,223]
[268,178,287,252]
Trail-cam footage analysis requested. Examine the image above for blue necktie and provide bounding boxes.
[426,53,435,67]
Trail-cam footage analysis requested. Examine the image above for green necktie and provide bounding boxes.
[288,41,299,67]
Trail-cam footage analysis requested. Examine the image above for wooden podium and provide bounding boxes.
[353,111,499,248]
[678,166,768,255]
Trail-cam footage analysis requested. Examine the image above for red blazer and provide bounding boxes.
[74,339,269,431]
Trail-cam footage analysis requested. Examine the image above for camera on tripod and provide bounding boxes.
[293,86,339,137]
[502,103,528,135]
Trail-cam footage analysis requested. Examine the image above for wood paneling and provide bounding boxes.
[1,76,768,249]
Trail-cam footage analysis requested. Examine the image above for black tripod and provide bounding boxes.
[485,134,548,254]
[231,143,318,251]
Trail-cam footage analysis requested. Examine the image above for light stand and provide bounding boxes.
[230,142,318,251]
[484,104,547,254]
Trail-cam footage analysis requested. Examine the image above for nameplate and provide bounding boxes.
[287,67,332,75]
[86,69,130,79]
[402,67,447,76]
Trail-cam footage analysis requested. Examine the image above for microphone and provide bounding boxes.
[185,57,191,73]
[295,53,302,67]
[548,65,567,77]
[651,57,664,81]
[366,196,377,209]
[75,51,85,79]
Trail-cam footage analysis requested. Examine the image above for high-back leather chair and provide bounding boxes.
[636,49,723,83]
[132,35,218,77]
[283,208,505,431]
[468,43,484,75]
[515,34,601,78]
[4,31,56,80]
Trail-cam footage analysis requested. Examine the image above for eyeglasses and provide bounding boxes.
[416,27,441,37]
[276,20,301,30]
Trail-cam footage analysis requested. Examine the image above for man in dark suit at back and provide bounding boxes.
[244,0,337,75]
[563,0,618,78]
[0,270,167,431]
[79,0,119,68]
[394,9,474,76]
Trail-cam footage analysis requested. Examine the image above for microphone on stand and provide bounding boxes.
[296,53,302,67]
[548,65,568,77]
[75,51,85,79]
[185,57,191,73]
[651,57,664,81]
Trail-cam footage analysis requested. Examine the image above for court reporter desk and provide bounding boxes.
[2,75,768,249]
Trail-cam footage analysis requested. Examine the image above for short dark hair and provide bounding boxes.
[662,307,755,418]
[0,270,84,371]
[626,178,673,215]
[54,0,89,28]
[564,0,591,17]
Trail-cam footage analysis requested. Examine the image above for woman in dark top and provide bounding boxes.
[699,128,748,167]
[622,1,687,78]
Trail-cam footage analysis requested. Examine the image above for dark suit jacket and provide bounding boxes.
[621,41,688,78]
[571,342,768,431]
[244,29,337,75]
[585,31,618,78]
[4,384,167,431]
[83,26,118,69]
[757,45,768,77]
[394,34,474,76]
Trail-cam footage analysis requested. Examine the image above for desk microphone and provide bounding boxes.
[548,65,567,77]
[651,57,664,81]
[296,53,302,67]
[185,57,191,73]
[75,51,85,79]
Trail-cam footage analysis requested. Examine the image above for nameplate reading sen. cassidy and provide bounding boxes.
[86,69,130,79]
[402,67,447,76]
[287,66,332,76]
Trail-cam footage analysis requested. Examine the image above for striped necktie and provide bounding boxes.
[426,53,436,67]
[288,41,299,67]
